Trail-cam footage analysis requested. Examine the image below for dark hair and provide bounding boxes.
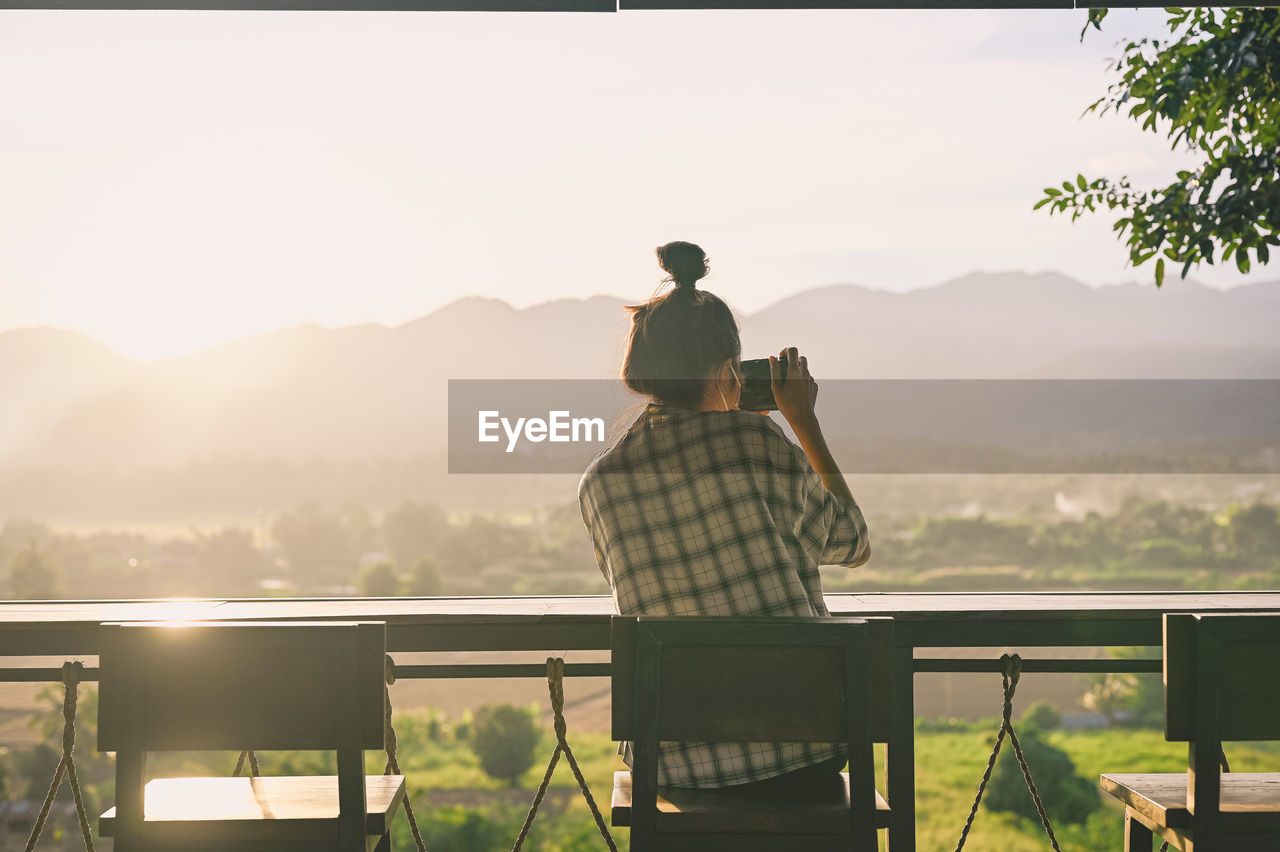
[622,242,741,409]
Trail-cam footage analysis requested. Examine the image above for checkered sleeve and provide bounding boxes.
[577,469,612,586]
[796,447,871,568]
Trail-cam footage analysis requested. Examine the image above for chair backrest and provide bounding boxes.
[1163,612,1280,837]
[611,616,894,851]
[612,616,894,743]
[1164,612,1280,743]
[99,620,386,752]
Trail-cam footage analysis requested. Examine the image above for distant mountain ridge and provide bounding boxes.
[3,271,1279,467]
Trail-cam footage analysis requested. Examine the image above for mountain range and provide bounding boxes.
[3,270,1279,468]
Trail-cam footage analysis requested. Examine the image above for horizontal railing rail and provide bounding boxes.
[4,590,1279,852]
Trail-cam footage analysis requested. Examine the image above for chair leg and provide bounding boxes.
[1125,810,1154,852]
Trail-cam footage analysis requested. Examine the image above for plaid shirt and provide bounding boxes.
[578,403,871,788]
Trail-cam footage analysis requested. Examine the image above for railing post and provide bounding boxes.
[887,643,916,852]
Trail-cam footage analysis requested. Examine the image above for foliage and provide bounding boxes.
[470,703,542,787]
[984,731,1101,827]
[6,493,1280,600]
[1082,646,1164,727]
[395,802,528,852]
[358,561,400,597]
[405,557,445,596]
[9,545,59,599]
[383,501,449,573]
[191,526,271,595]
[1020,700,1063,734]
[1038,8,1280,286]
[272,501,375,587]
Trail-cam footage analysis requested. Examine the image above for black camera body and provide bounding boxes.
[737,357,787,412]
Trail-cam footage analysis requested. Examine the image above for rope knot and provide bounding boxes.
[384,654,397,686]
[60,662,82,751]
[546,658,568,742]
[511,657,617,852]
[26,660,95,852]
[1001,653,1022,687]
[954,652,1060,852]
[61,660,83,687]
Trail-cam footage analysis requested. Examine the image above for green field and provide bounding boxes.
[11,700,1280,852]
[368,723,1280,852]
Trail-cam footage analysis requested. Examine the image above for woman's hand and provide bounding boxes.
[770,347,819,431]
[771,347,853,503]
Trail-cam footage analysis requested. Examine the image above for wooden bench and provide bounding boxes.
[610,615,893,852]
[1100,612,1280,852]
[97,620,404,852]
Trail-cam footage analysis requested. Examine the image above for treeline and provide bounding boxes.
[0,500,603,599]
[827,497,1280,592]
[3,497,1279,600]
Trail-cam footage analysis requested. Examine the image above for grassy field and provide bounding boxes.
[14,701,1280,852]
[372,724,1280,852]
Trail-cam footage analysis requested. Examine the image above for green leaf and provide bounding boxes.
[1045,187,1062,197]
[1259,243,1270,264]
[1236,249,1251,274]
[1155,258,1166,287]
[1033,197,1054,211]
[1063,181,1076,193]
[1077,174,1088,191]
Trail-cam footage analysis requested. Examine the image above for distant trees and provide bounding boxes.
[470,704,541,787]
[1039,8,1279,286]
[271,501,371,588]
[384,502,449,572]
[3,494,1276,599]
[9,546,59,599]
[357,561,401,597]
[1081,647,1165,727]
[864,497,1280,587]
[192,527,270,595]
[404,557,445,597]
[1020,701,1063,734]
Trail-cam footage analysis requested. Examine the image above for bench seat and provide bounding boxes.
[1101,772,1280,834]
[611,770,891,833]
[100,775,406,841]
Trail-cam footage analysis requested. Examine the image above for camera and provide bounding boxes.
[737,357,787,412]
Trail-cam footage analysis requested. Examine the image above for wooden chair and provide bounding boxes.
[1100,612,1280,852]
[97,620,405,852]
[610,615,894,852]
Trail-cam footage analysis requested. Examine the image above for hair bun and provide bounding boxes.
[656,241,709,290]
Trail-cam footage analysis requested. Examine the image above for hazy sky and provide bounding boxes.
[0,8,1269,359]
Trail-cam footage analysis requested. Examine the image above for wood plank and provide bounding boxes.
[6,592,1280,660]
[611,770,890,832]
[100,775,405,835]
[1101,773,1280,832]
[4,591,1280,629]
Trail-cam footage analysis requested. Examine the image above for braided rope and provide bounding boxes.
[510,658,618,852]
[384,655,429,852]
[24,661,95,852]
[233,749,261,777]
[953,654,1061,852]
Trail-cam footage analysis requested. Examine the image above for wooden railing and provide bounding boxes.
[5,591,1280,851]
